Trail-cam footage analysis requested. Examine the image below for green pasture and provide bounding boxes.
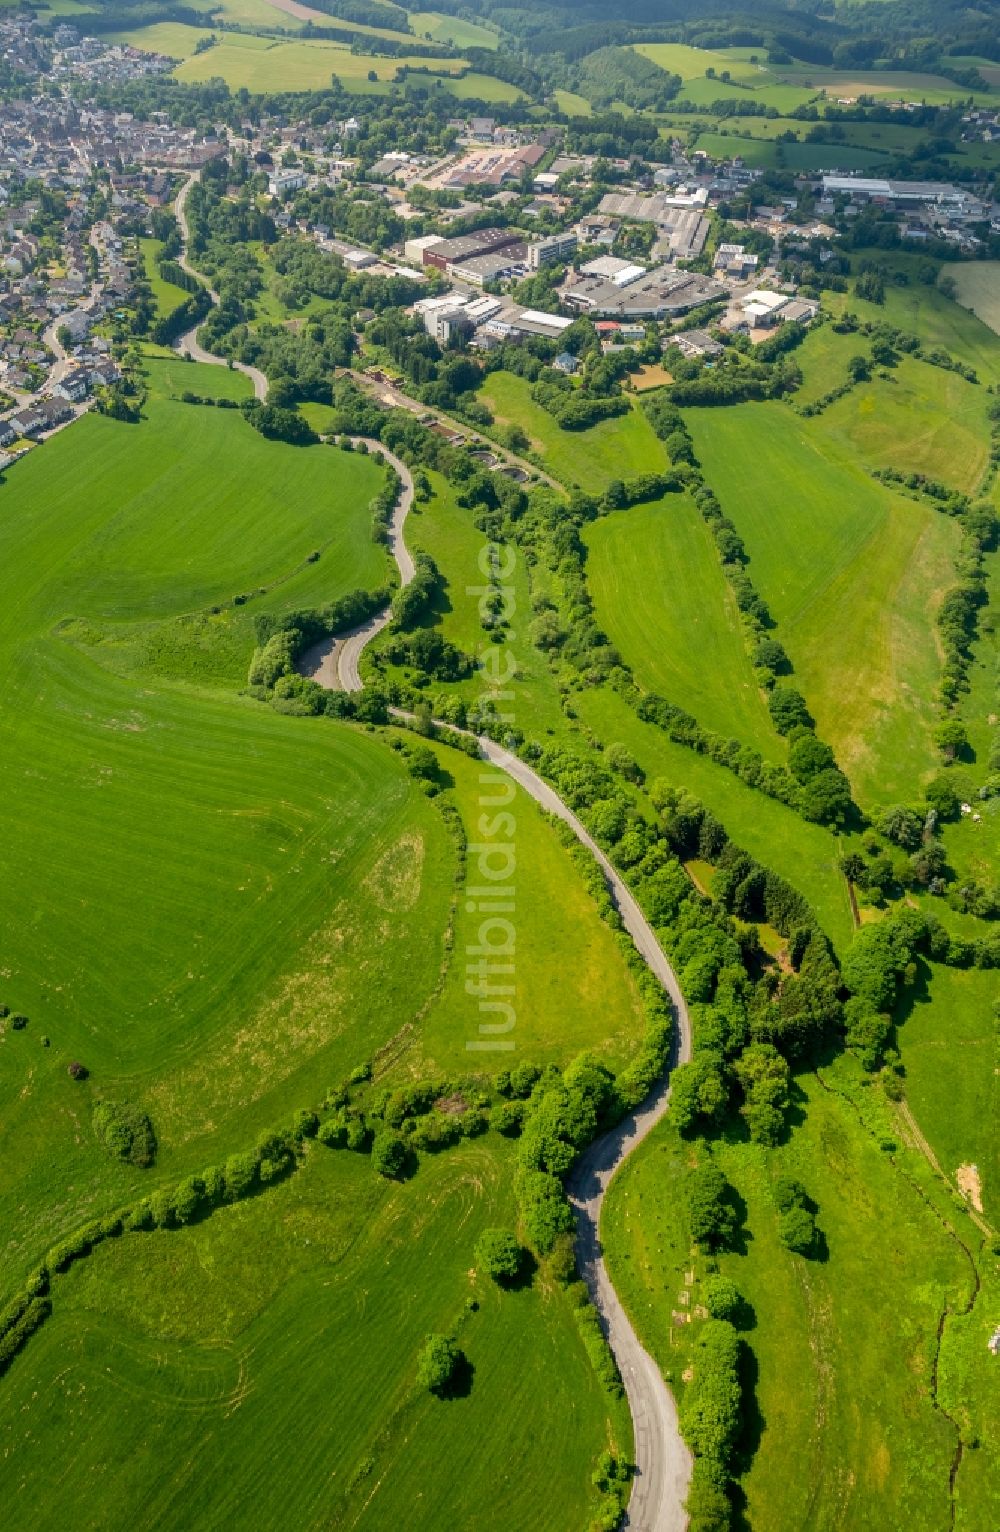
[677,76,818,115]
[822,355,991,494]
[0,1142,621,1530]
[571,687,854,950]
[896,962,1000,1229]
[633,42,775,85]
[399,734,648,1076]
[584,495,783,761]
[409,9,498,49]
[554,88,593,116]
[106,21,467,90]
[139,238,190,321]
[829,265,1000,387]
[107,20,211,58]
[603,1066,980,1530]
[143,352,255,403]
[792,320,862,406]
[478,373,668,491]
[770,64,996,106]
[951,262,1000,339]
[437,71,526,103]
[685,403,960,809]
[690,129,890,172]
[0,396,439,1251]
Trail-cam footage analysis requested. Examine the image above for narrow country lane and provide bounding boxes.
[302,431,694,1528]
[173,173,268,402]
[175,161,694,1522]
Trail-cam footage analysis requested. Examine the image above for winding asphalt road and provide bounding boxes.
[303,434,694,1526]
[173,173,268,402]
[297,438,416,690]
[176,169,693,1521]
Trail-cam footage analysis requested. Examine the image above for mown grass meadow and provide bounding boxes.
[685,401,960,808]
[585,495,784,761]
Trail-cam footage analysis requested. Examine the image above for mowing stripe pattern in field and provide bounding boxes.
[585,494,784,761]
[685,401,961,807]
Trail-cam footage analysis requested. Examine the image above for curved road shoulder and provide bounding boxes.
[172,173,268,402]
[299,444,694,1524]
[179,175,695,1521]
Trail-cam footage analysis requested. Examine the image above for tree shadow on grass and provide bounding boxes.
[730,1339,765,1527]
[436,1351,475,1401]
[495,1249,538,1293]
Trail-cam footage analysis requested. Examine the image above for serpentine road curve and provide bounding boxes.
[173,173,268,402]
[174,174,693,1521]
[304,459,694,1527]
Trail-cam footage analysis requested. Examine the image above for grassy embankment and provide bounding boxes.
[0,378,637,1525]
[686,401,961,810]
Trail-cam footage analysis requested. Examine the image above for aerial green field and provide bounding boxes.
[572,687,855,950]
[585,495,783,760]
[554,88,593,116]
[0,1139,623,1531]
[603,1065,987,1531]
[139,237,190,321]
[771,64,997,106]
[633,42,774,84]
[437,71,526,102]
[792,320,863,406]
[111,21,467,89]
[689,130,890,172]
[951,261,1000,339]
[173,34,463,89]
[479,373,668,490]
[822,356,991,494]
[896,962,1000,1228]
[409,8,499,49]
[685,402,961,808]
[829,259,1000,387]
[401,735,648,1075]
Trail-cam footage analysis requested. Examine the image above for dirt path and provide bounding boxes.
[173,173,268,402]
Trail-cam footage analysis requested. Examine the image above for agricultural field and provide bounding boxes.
[399,734,649,1076]
[895,962,1000,1229]
[584,495,783,761]
[769,63,997,106]
[951,262,1000,338]
[685,402,961,809]
[828,264,1000,386]
[479,372,668,491]
[111,20,467,89]
[553,88,593,116]
[603,1065,994,1530]
[437,71,526,103]
[173,33,464,89]
[139,237,189,321]
[571,687,855,951]
[0,1138,622,1531]
[821,356,992,495]
[689,129,889,172]
[409,9,499,49]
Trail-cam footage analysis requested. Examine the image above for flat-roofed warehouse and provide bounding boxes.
[422,227,523,271]
[597,191,710,256]
[563,267,725,319]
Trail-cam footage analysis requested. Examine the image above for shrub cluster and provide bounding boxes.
[531,376,629,431]
[92,1101,157,1168]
